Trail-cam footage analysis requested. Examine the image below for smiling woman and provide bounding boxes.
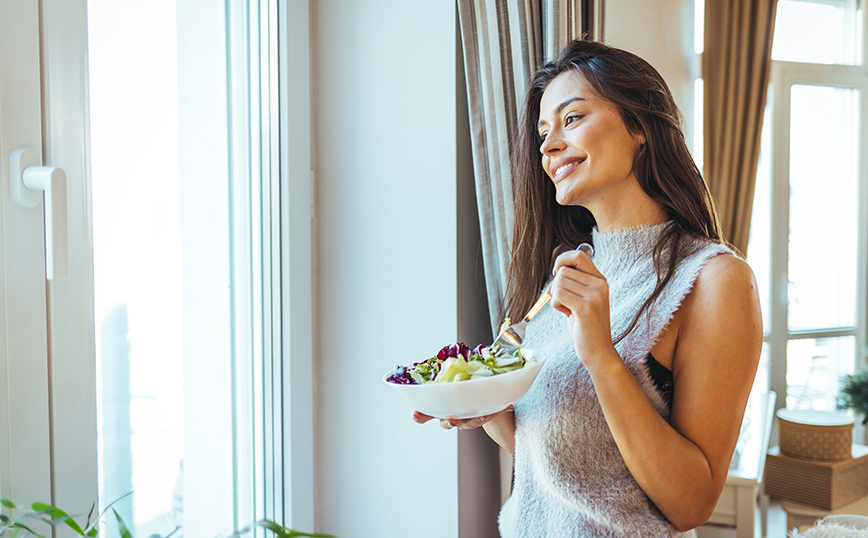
[419,40,762,537]
[537,73,647,217]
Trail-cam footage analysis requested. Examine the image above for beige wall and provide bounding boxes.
[605,0,699,151]
[311,2,462,537]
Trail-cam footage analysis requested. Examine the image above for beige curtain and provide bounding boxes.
[703,0,778,256]
[458,0,603,336]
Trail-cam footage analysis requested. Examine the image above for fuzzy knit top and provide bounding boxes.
[498,222,732,538]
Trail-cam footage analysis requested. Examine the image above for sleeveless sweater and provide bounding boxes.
[498,222,733,538]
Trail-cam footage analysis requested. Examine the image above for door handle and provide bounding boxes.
[10,147,68,280]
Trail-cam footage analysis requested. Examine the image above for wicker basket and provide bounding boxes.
[777,409,855,461]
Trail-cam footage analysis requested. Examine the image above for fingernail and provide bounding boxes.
[577,243,594,256]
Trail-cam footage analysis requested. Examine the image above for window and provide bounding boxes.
[86,1,314,535]
[0,0,312,533]
[746,0,868,437]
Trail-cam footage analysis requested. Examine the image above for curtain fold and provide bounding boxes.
[703,0,777,256]
[458,0,602,336]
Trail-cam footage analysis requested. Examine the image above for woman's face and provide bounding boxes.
[537,71,645,210]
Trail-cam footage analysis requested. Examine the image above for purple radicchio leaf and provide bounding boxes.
[386,364,416,385]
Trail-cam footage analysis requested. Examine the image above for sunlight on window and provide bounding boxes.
[692,77,703,168]
[89,1,183,533]
[88,1,254,536]
[787,85,859,332]
[787,337,857,410]
[772,0,862,65]
[746,105,771,334]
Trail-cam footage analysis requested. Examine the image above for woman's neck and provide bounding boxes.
[585,182,667,232]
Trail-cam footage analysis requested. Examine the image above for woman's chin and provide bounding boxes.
[554,190,581,206]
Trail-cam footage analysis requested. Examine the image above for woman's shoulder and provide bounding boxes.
[682,251,760,324]
[695,251,756,290]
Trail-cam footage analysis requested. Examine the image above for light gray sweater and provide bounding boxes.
[498,222,732,538]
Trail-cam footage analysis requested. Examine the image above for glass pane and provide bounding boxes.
[786,336,856,410]
[746,104,772,334]
[88,1,256,536]
[754,342,771,396]
[772,0,862,65]
[787,84,859,331]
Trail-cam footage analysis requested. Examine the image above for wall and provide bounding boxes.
[604,0,698,149]
[311,2,466,537]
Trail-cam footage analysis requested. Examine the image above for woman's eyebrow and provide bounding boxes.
[538,96,586,128]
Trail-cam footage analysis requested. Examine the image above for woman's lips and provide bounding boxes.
[552,157,586,181]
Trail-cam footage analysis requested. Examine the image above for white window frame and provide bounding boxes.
[278,0,315,530]
[763,3,868,443]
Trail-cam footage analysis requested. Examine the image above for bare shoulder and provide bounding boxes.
[681,253,759,317]
[673,252,763,376]
[652,254,759,368]
[697,252,756,287]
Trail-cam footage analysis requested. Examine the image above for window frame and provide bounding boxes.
[762,39,868,443]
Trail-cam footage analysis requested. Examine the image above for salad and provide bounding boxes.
[386,341,534,385]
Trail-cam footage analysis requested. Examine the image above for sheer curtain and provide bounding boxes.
[703,0,778,256]
[458,0,604,336]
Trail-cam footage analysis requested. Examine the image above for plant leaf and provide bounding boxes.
[83,492,132,535]
[0,497,15,509]
[112,509,133,538]
[251,519,336,538]
[10,520,49,538]
[30,503,86,534]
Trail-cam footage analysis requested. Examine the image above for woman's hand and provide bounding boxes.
[412,406,516,454]
[550,248,617,367]
[412,405,512,430]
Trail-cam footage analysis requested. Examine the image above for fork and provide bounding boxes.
[490,243,594,357]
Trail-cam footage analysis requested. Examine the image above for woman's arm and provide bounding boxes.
[551,250,762,531]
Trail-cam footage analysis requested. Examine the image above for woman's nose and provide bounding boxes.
[540,129,563,155]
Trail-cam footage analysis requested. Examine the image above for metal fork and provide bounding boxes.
[490,243,594,356]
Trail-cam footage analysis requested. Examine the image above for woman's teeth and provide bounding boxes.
[555,161,579,176]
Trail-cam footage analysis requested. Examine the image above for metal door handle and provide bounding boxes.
[10,147,68,280]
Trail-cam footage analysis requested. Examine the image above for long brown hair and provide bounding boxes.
[502,40,724,343]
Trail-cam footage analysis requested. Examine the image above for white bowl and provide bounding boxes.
[383,350,546,419]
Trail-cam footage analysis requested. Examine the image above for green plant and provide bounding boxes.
[839,366,868,425]
[0,496,111,538]
[0,497,333,538]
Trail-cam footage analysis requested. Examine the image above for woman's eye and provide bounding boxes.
[565,113,583,126]
[539,132,548,142]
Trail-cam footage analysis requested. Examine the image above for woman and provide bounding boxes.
[415,40,762,537]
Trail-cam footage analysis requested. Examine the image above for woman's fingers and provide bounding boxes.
[440,415,489,430]
[414,405,514,430]
[552,247,601,278]
[412,410,435,423]
[550,261,607,317]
